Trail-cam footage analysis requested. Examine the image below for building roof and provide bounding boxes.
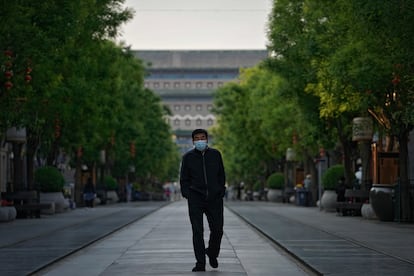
[154,89,215,98]
[133,50,268,69]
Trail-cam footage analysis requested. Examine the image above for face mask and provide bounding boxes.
[194,140,207,151]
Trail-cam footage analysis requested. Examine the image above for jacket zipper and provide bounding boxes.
[202,151,208,200]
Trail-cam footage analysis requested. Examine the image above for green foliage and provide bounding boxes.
[104,176,118,190]
[132,183,142,191]
[322,164,345,190]
[34,166,65,192]
[253,181,262,192]
[266,172,285,189]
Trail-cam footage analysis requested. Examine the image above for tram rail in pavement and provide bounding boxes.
[226,201,414,276]
[33,200,312,276]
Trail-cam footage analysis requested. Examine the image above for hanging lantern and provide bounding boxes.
[6,127,26,143]
[286,148,296,161]
[352,117,373,141]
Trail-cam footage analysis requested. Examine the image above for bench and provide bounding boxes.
[282,187,295,203]
[6,191,52,218]
[336,189,369,216]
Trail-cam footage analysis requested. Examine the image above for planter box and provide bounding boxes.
[267,189,283,202]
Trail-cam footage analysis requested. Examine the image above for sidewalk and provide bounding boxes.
[34,201,310,276]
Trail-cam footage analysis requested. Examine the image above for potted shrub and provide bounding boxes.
[320,164,344,212]
[35,166,65,193]
[104,176,119,203]
[253,181,262,201]
[266,172,284,202]
[35,166,68,213]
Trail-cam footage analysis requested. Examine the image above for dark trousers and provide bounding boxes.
[188,191,223,267]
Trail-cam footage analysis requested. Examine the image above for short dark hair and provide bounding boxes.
[192,128,208,139]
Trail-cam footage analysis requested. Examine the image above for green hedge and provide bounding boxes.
[266,172,285,189]
[104,176,118,190]
[34,166,65,192]
[322,164,345,190]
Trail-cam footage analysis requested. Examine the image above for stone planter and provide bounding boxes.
[361,203,377,220]
[370,184,394,221]
[0,206,17,222]
[40,192,69,213]
[267,189,282,202]
[320,190,337,212]
[106,190,119,203]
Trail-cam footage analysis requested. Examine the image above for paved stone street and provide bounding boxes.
[35,201,309,276]
[2,200,414,275]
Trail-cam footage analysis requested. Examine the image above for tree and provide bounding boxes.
[267,0,414,220]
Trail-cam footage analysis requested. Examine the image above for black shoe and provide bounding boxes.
[192,266,205,272]
[206,249,218,268]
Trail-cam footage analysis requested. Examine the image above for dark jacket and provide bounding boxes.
[180,147,226,200]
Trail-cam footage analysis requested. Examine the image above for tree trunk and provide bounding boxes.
[74,149,83,205]
[398,129,412,222]
[46,140,60,166]
[342,140,354,188]
[25,129,40,190]
[358,140,372,191]
[12,143,24,191]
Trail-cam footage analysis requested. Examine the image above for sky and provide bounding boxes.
[118,0,273,50]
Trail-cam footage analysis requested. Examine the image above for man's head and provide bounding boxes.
[192,128,208,141]
[192,129,208,151]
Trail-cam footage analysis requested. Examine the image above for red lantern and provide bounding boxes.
[4,50,13,57]
[4,71,13,79]
[25,75,32,83]
[4,81,13,90]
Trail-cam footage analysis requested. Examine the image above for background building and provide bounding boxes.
[133,50,268,154]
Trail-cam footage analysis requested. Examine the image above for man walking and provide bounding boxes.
[180,129,226,272]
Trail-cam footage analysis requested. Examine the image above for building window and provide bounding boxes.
[196,104,202,111]
[185,119,191,126]
[207,104,213,111]
[196,82,202,88]
[207,82,213,88]
[153,82,160,88]
[163,82,170,88]
[185,82,191,88]
[207,118,214,126]
[174,82,180,88]
[174,119,180,126]
[184,105,191,111]
[196,119,202,126]
[174,105,180,111]
[217,82,223,87]
[144,82,149,88]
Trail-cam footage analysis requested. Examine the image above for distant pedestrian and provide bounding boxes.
[304,174,312,189]
[180,129,226,272]
[126,182,132,202]
[83,178,96,208]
